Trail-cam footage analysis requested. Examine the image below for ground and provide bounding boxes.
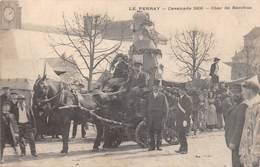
[1,129,231,167]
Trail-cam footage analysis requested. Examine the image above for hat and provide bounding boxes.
[17,95,26,100]
[133,62,143,67]
[230,84,242,94]
[117,53,127,59]
[242,81,260,93]
[153,80,161,86]
[159,64,164,70]
[10,92,18,95]
[214,57,220,62]
[178,83,187,90]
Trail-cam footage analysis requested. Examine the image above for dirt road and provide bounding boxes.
[1,131,231,167]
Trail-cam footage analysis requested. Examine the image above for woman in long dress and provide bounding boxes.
[206,92,218,130]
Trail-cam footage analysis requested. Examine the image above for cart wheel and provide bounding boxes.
[104,129,122,148]
[163,129,179,145]
[110,133,122,148]
[135,121,149,148]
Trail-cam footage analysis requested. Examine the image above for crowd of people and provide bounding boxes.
[0,55,259,167]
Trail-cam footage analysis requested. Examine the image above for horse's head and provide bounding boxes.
[33,75,49,98]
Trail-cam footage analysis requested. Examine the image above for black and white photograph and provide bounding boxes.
[0,0,260,166]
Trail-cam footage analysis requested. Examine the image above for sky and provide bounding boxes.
[18,0,260,62]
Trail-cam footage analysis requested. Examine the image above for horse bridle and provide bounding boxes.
[35,80,65,108]
[41,87,65,104]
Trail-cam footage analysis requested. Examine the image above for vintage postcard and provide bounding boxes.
[0,0,260,167]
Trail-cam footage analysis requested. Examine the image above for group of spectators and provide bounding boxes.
[0,87,38,163]
[190,85,227,135]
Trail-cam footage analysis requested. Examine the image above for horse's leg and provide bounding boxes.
[61,115,71,154]
[93,119,103,151]
[103,126,111,148]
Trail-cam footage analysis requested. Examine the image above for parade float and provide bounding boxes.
[88,11,180,148]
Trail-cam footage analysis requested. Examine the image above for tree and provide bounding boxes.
[170,30,215,80]
[50,13,123,90]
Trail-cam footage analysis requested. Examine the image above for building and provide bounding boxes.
[0,0,21,30]
[0,0,83,87]
[227,27,260,80]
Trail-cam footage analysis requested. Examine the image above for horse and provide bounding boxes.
[32,75,63,139]
[33,75,104,153]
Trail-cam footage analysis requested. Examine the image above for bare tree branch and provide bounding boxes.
[51,45,89,81]
[50,12,122,90]
[170,30,215,80]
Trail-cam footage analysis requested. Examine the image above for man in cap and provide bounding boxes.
[239,81,260,167]
[175,84,193,154]
[209,57,220,90]
[17,95,38,157]
[128,62,148,90]
[145,80,168,151]
[10,92,19,122]
[126,62,148,116]
[0,87,19,163]
[70,81,87,139]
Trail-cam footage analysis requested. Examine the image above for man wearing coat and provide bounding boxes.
[127,62,148,118]
[175,86,193,154]
[0,87,19,163]
[145,81,168,151]
[16,95,38,157]
[209,57,220,90]
[239,81,260,167]
[225,97,247,167]
[128,62,148,91]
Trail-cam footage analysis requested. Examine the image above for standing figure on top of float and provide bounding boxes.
[210,57,221,90]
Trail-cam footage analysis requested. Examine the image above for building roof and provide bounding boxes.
[0,59,60,81]
[0,59,60,90]
[224,62,249,67]
[0,29,61,90]
[44,57,77,74]
[102,20,133,41]
[244,27,260,39]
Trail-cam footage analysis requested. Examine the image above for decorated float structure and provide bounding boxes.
[129,11,167,87]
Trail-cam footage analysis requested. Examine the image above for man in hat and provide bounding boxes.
[239,81,260,167]
[17,95,38,157]
[145,80,168,151]
[0,87,19,163]
[70,81,87,139]
[10,92,19,122]
[175,85,193,154]
[210,57,220,90]
[128,62,148,90]
[224,84,247,167]
[127,62,148,114]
